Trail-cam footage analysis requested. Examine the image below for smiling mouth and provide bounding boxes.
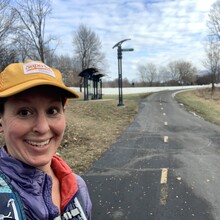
[25,139,50,147]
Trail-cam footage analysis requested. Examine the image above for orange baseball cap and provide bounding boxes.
[0,60,79,98]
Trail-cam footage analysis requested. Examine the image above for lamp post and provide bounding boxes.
[113,39,134,106]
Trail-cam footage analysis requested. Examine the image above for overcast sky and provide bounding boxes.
[47,0,216,81]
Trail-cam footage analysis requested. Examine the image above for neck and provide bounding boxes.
[38,162,61,212]
[37,162,53,175]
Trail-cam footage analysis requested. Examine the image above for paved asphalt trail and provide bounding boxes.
[83,90,220,220]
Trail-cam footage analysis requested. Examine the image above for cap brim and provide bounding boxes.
[0,79,80,98]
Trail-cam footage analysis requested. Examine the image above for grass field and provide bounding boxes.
[175,88,220,126]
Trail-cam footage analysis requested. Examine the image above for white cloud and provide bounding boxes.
[46,0,216,81]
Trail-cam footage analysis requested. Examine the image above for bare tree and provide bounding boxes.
[203,37,220,91]
[137,62,157,86]
[137,65,148,85]
[72,24,106,91]
[166,60,197,85]
[0,45,18,71]
[12,0,56,62]
[72,24,106,72]
[122,77,131,87]
[207,1,220,41]
[158,66,168,84]
[167,61,180,82]
[146,63,158,86]
[176,60,197,85]
[51,54,81,86]
[205,0,220,91]
[0,0,16,43]
[0,0,18,70]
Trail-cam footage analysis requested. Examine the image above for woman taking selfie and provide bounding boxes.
[0,60,92,220]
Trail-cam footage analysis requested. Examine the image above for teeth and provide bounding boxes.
[26,139,50,147]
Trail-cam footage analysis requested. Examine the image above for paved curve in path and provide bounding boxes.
[83,90,220,220]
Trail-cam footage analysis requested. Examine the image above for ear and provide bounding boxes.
[62,99,68,112]
[64,99,68,110]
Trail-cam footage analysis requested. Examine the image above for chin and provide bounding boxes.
[25,157,51,170]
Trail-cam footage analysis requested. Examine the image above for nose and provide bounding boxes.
[33,113,50,134]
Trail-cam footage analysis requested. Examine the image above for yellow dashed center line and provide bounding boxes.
[160,168,168,206]
[159,103,169,205]
[160,168,168,184]
[164,136,169,143]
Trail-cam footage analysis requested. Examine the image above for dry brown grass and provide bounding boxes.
[176,87,220,126]
[59,98,140,174]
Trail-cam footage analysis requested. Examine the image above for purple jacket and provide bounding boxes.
[0,147,92,219]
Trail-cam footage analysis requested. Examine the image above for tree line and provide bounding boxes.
[0,0,106,87]
[137,60,198,87]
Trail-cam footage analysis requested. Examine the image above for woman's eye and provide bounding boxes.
[48,107,59,115]
[18,109,31,117]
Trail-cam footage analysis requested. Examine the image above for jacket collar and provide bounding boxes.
[52,155,78,210]
[0,147,78,211]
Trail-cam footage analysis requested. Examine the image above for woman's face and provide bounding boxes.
[0,87,66,171]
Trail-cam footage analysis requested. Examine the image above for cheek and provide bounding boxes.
[2,119,27,139]
[1,120,27,154]
[53,117,66,137]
